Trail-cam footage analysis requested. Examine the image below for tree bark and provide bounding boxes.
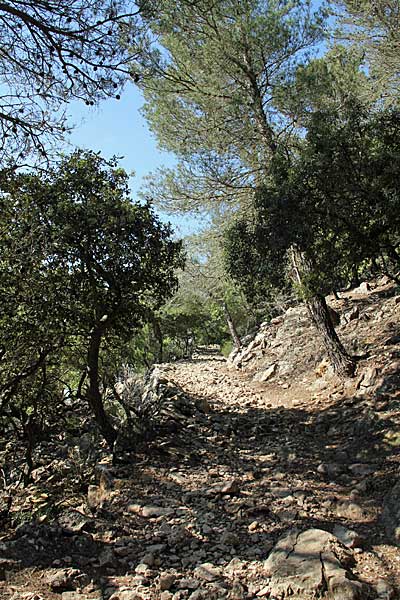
[86,327,117,449]
[380,246,400,284]
[223,301,242,348]
[151,315,164,363]
[291,247,355,378]
[307,293,355,377]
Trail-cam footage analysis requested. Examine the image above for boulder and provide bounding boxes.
[253,364,277,382]
[353,281,371,294]
[264,528,367,599]
[332,525,363,549]
[193,562,221,582]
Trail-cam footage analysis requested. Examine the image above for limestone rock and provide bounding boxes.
[48,569,73,591]
[47,568,87,592]
[376,579,396,599]
[188,591,207,600]
[317,462,345,479]
[353,281,371,294]
[109,592,144,600]
[315,358,330,378]
[357,367,379,389]
[141,505,175,518]
[332,525,363,549]
[253,364,277,382]
[98,549,115,568]
[194,562,221,582]
[264,528,367,599]
[87,484,105,510]
[135,563,151,574]
[142,553,155,566]
[209,479,240,495]
[57,510,93,534]
[348,463,375,477]
[159,573,176,591]
[177,577,199,590]
[336,500,368,520]
[220,530,239,546]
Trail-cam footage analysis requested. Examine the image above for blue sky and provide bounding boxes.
[67,82,171,195]
[67,84,205,237]
[66,0,328,237]
[66,82,205,237]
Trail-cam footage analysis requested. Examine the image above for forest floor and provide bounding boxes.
[1,281,400,599]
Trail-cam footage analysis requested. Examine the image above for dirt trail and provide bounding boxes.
[163,347,400,592]
[2,345,400,599]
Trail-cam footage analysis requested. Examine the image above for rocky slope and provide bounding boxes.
[0,279,399,600]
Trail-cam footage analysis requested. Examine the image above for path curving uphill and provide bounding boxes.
[2,325,400,599]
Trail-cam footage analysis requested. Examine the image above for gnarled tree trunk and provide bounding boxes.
[307,293,355,377]
[291,247,355,378]
[223,301,241,348]
[151,315,164,363]
[86,327,117,449]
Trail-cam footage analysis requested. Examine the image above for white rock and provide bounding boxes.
[253,364,277,382]
[141,506,174,518]
[333,525,363,549]
[193,562,221,582]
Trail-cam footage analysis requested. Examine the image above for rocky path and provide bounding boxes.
[2,345,400,599]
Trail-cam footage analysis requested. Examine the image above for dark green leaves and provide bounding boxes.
[0,150,184,438]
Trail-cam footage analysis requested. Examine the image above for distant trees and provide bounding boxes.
[156,232,259,358]
[0,151,184,456]
[0,0,142,163]
[133,231,256,364]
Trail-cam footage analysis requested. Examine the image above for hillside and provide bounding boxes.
[0,278,399,600]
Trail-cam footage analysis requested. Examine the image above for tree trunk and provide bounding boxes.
[223,302,241,348]
[151,316,164,363]
[86,328,117,449]
[351,265,361,288]
[307,293,355,377]
[380,246,400,284]
[23,416,36,486]
[291,247,355,378]
[244,70,355,377]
